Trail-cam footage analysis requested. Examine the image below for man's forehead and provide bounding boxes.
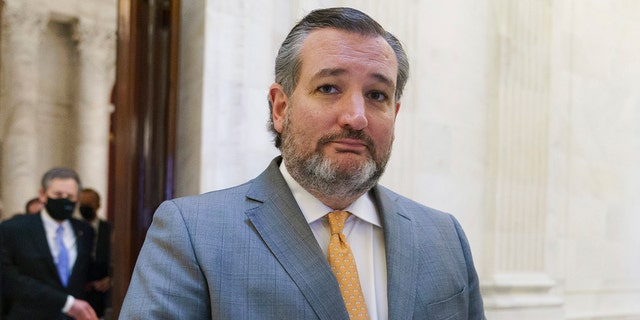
[300,29,398,80]
[302,28,394,56]
[80,191,98,200]
[310,67,395,88]
[47,178,78,189]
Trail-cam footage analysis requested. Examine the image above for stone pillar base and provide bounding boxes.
[482,273,563,318]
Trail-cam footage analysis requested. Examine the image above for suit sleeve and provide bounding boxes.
[120,200,210,319]
[451,216,486,320]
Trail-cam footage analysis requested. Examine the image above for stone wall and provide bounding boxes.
[0,0,116,218]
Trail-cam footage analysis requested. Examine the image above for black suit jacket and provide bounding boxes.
[0,213,94,320]
[90,220,111,281]
[86,219,112,317]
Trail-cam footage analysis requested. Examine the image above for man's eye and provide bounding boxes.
[317,85,338,94]
[369,91,388,102]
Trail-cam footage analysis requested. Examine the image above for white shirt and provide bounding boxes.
[41,210,78,270]
[41,209,77,312]
[280,162,388,319]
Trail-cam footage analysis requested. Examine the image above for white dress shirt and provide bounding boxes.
[41,211,78,270]
[280,162,388,319]
[41,209,77,312]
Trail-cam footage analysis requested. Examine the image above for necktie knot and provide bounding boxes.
[327,210,350,235]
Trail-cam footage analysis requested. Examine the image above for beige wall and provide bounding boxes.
[0,0,116,218]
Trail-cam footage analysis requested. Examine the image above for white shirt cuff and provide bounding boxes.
[62,295,75,313]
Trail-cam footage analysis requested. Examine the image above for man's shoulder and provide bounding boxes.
[160,158,287,215]
[70,217,94,232]
[1,213,38,229]
[0,215,43,243]
[375,185,454,221]
[173,179,254,203]
[98,218,112,229]
[160,179,257,216]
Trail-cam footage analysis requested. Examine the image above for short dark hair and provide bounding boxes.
[80,188,101,206]
[267,7,410,149]
[81,188,100,199]
[41,167,82,193]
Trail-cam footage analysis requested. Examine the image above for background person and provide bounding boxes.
[25,197,43,215]
[79,188,112,319]
[0,167,98,320]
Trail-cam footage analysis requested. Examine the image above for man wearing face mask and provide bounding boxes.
[0,167,98,320]
[78,188,112,319]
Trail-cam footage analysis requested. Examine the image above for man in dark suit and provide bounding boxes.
[78,188,112,318]
[121,7,485,319]
[0,167,98,320]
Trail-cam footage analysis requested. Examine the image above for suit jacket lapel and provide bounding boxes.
[374,186,418,320]
[244,158,349,320]
[30,214,63,286]
[69,219,88,276]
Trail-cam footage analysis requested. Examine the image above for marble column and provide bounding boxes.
[72,19,116,217]
[482,0,563,317]
[0,5,47,217]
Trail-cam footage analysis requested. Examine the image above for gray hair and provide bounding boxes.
[41,167,82,193]
[268,7,410,149]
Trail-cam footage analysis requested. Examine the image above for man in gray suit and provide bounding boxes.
[121,7,485,319]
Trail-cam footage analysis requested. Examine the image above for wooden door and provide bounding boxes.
[110,0,179,316]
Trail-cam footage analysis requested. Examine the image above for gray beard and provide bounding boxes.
[283,147,385,201]
[279,105,392,201]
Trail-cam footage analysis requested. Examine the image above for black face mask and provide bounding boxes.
[79,205,97,221]
[45,197,76,221]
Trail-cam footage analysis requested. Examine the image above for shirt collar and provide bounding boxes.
[279,160,381,227]
[41,208,72,232]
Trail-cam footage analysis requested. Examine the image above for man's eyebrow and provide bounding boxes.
[312,68,348,79]
[312,68,395,88]
[371,73,395,88]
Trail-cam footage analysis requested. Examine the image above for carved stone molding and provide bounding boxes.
[1,3,47,95]
[73,19,116,51]
[482,273,562,308]
[70,20,116,205]
[483,0,562,313]
[71,19,117,92]
[1,3,47,38]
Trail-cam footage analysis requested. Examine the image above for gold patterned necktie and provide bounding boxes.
[327,210,369,320]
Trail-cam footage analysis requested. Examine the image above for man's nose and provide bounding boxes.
[338,93,368,130]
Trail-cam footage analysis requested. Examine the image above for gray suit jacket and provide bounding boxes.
[120,157,485,319]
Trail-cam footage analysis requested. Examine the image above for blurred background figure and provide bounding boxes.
[0,167,98,319]
[24,197,43,215]
[79,188,113,320]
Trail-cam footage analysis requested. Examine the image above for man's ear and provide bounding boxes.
[269,83,289,133]
[38,188,47,204]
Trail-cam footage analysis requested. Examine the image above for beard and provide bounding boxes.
[280,112,393,200]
